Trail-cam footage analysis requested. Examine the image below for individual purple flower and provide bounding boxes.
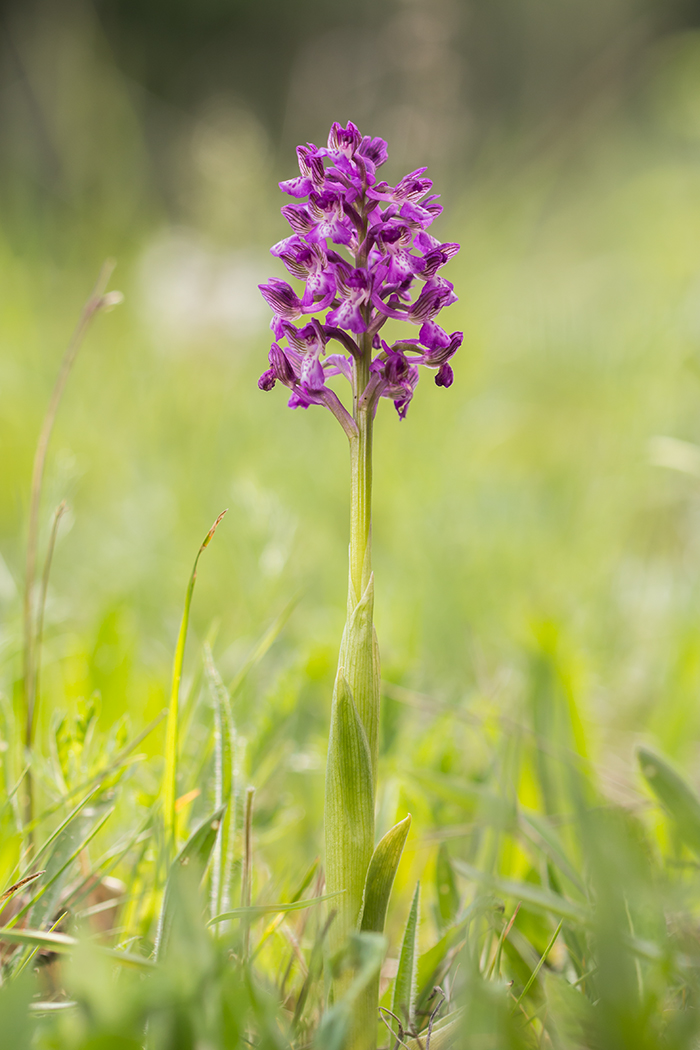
[279,144,326,197]
[371,221,424,285]
[369,345,420,420]
[358,135,388,169]
[281,319,327,389]
[283,191,355,248]
[271,237,337,310]
[324,153,372,205]
[415,232,461,278]
[328,120,362,158]
[258,342,296,391]
[400,196,442,228]
[368,168,433,205]
[259,120,462,422]
[258,278,304,337]
[326,268,371,334]
[418,320,463,364]
[407,277,458,323]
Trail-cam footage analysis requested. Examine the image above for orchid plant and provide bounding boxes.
[259,121,462,1049]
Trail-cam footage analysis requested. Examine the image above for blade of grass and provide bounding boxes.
[518,811,585,895]
[155,805,226,960]
[251,856,320,960]
[60,813,153,914]
[16,806,115,930]
[29,1001,78,1013]
[638,747,700,856]
[205,643,236,926]
[0,871,46,927]
[21,785,101,879]
[292,910,336,1035]
[208,891,344,925]
[0,927,154,969]
[435,843,460,931]
[487,901,521,980]
[25,710,166,836]
[163,510,227,857]
[512,919,563,1010]
[23,262,122,831]
[452,860,589,925]
[393,881,420,1030]
[241,785,255,959]
[12,910,66,978]
[0,764,30,827]
[29,501,66,755]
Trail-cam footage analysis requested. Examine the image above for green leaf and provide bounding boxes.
[338,573,380,777]
[208,890,343,925]
[28,710,166,834]
[14,800,115,937]
[171,802,226,876]
[316,932,387,1050]
[435,843,460,929]
[0,927,153,969]
[638,746,700,855]
[155,804,226,959]
[360,813,411,934]
[393,881,420,1029]
[205,644,237,925]
[252,857,320,960]
[28,784,100,870]
[324,674,375,954]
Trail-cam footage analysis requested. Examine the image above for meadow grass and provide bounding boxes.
[3,92,700,1048]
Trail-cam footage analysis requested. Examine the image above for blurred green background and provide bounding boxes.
[5,0,700,1044]
[4,0,700,764]
[3,0,700,907]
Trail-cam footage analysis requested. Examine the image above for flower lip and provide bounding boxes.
[258,368,276,391]
[435,362,454,387]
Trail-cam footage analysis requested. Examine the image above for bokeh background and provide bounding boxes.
[5,0,700,820]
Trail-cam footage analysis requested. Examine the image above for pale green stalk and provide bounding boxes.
[325,325,383,1047]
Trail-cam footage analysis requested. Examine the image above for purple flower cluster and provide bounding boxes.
[258,121,463,426]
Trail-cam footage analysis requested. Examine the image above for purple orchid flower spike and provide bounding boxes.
[258,119,463,422]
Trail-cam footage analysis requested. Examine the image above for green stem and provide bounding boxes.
[349,335,373,606]
[325,328,381,1049]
